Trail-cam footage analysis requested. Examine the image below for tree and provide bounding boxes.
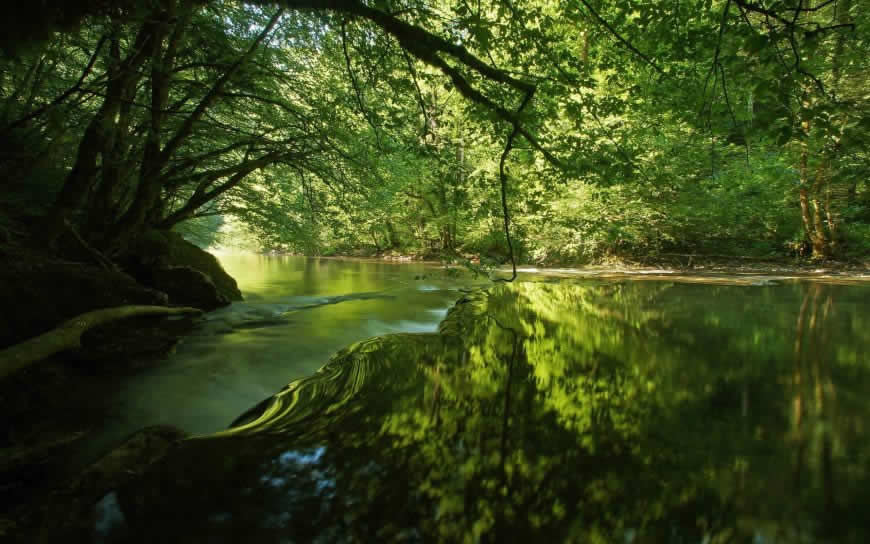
[1,0,869,264]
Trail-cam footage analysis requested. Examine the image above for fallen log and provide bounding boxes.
[0,305,202,380]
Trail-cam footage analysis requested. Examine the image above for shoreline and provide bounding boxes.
[234,251,870,280]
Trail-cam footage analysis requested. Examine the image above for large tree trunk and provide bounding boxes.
[87,32,147,237]
[794,0,854,261]
[797,96,830,260]
[108,8,284,252]
[41,19,156,246]
[42,111,109,244]
[799,187,829,259]
[820,0,852,257]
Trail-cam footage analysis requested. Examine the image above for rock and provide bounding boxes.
[150,266,230,311]
[0,314,197,521]
[9,425,189,542]
[0,252,168,350]
[72,425,189,497]
[130,230,242,303]
[78,311,198,368]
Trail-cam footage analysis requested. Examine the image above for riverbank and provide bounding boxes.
[505,262,870,285]
[261,248,870,275]
[253,249,870,283]
[0,230,245,528]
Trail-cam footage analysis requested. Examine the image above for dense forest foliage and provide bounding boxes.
[1,0,869,266]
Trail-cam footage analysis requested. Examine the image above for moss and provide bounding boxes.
[132,230,242,302]
[163,231,242,300]
[0,250,168,350]
[150,266,230,311]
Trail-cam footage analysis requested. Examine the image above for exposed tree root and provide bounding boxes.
[0,305,202,380]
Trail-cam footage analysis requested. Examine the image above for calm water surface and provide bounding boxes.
[83,256,481,461]
[92,268,870,543]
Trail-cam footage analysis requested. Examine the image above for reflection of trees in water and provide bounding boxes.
[788,284,855,540]
[105,281,870,543]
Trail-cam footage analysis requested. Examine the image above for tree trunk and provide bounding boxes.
[370,228,382,253]
[385,220,399,249]
[820,0,852,257]
[42,19,156,246]
[88,35,137,237]
[108,8,283,252]
[42,111,110,244]
[799,187,828,259]
[797,96,829,260]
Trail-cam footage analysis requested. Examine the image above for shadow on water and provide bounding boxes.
[83,279,870,543]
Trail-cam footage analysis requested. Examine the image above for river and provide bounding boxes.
[58,257,870,541]
[73,255,483,464]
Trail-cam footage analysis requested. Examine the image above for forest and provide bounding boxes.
[2,1,870,540]
[1,0,868,270]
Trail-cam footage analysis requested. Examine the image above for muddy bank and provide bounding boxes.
[259,250,870,281]
[503,263,870,287]
[529,253,870,274]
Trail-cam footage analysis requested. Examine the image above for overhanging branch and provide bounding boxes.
[576,0,665,76]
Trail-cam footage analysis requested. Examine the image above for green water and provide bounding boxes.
[83,256,481,461]
[92,274,870,542]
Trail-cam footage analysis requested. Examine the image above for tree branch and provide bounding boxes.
[426,52,562,167]
[159,149,289,227]
[340,19,383,147]
[3,35,108,132]
[401,49,430,137]
[700,0,732,118]
[493,89,534,284]
[155,8,285,170]
[576,0,665,76]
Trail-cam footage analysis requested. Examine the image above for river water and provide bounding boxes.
[75,256,870,542]
[79,256,483,461]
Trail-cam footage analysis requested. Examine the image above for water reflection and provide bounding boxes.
[99,281,870,543]
[69,256,476,470]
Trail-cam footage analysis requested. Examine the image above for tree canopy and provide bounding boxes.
[1,0,868,264]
